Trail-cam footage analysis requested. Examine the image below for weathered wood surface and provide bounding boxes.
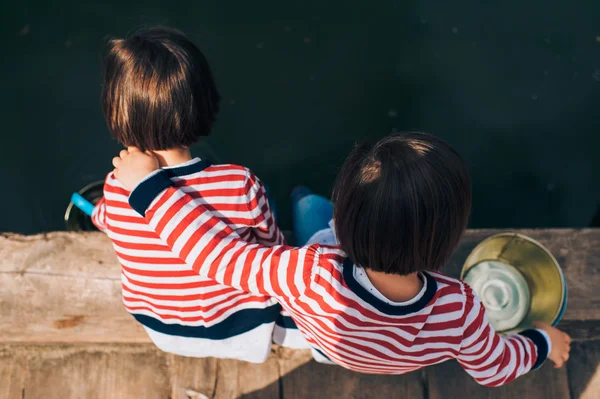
[0,345,171,399]
[1,229,598,343]
[567,341,600,399]
[279,360,424,399]
[168,349,298,399]
[2,342,599,399]
[0,345,312,399]
[0,233,149,343]
[427,356,571,399]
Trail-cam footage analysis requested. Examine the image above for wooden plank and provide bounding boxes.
[169,348,289,399]
[566,340,600,399]
[280,359,424,399]
[0,233,150,343]
[214,356,280,399]
[0,349,27,399]
[168,356,218,399]
[427,358,570,399]
[0,344,170,399]
[560,319,600,342]
[0,230,599,343]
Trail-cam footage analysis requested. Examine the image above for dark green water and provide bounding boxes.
[1,1,599,234]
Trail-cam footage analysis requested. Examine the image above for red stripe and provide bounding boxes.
[108,213,146,224]
[121,263,196,278]
[125,296,269,323]
[115,250,183,265]
[104,199,130,209]
[122,282,238,301]
[204,164,247,172]
[122,274,222,290]
[104,185,130,196]
[286,249,300,298]
[240,242,258,293]
[110,225,158,239]
[174,174,246,186]
[112,238,169,251]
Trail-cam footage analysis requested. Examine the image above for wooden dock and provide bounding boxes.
[1,230,599,399]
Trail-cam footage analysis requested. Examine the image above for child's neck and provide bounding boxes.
[153,148,193,167]
[364,269,424,302]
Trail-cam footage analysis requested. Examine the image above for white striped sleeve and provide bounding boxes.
[91,197,108,232]
[457,283,550,387]
[243,169,286,246]
[128,170,319,301]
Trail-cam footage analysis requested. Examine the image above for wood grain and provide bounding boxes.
[279,359,424,399]
[167,351,285,399]
[0,233,149,343]
[566,340,600,399]
[1,230,599,343]
[427,358,570,399]
[0,341,598,398]
[0,351,27,399]
[0,345,170,399]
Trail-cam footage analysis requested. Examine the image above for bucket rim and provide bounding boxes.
[461,232,567,327]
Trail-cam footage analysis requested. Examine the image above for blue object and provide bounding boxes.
[71,192,95,217]
[291,186,334,246]
[553,280,568,327]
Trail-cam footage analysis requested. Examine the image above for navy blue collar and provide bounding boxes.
[342,258,438,315]
[162,158,212,177]
[129,158,213,216]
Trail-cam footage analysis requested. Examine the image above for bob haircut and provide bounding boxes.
[332,132,472,275]
[101,26,220,151]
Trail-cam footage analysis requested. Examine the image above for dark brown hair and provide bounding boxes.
[101,26,220,151]
[332,132,472,275]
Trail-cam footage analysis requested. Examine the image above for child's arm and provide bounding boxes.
[457,283,554,387]
[126,169,319,300]
[91,197,108,232]
[243,169,286,246]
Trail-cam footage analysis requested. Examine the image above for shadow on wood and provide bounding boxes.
[567,340,600,399]
[427,358,570,399]
[240,359,424,399]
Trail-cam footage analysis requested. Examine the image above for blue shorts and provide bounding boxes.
[291,187,336,246]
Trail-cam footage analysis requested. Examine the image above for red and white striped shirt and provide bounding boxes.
[92,158,307,362]
[127,169,550,386]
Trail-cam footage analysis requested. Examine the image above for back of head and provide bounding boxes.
[333,132,472,275]
[102,26,221,151]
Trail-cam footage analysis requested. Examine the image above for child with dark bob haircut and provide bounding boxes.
[92,27,308,363]
[113,132,571,385]
[332,133,471,276]
[102,26,220,151]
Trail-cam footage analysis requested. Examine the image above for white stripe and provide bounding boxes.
[123,291,268,319]
[121,268,212,284]
[142,322,274,363]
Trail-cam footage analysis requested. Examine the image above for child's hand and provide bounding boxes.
[112,147,160,190]
[532,321,571,368]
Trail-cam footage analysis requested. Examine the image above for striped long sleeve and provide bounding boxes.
[127,170,549,381]
[458,284,549,386]
[128,171,316,299]
[91,196,108,232]
[243,170,286,247]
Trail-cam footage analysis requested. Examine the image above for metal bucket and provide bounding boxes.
[461,233,567,334]
[64,181,104,231]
